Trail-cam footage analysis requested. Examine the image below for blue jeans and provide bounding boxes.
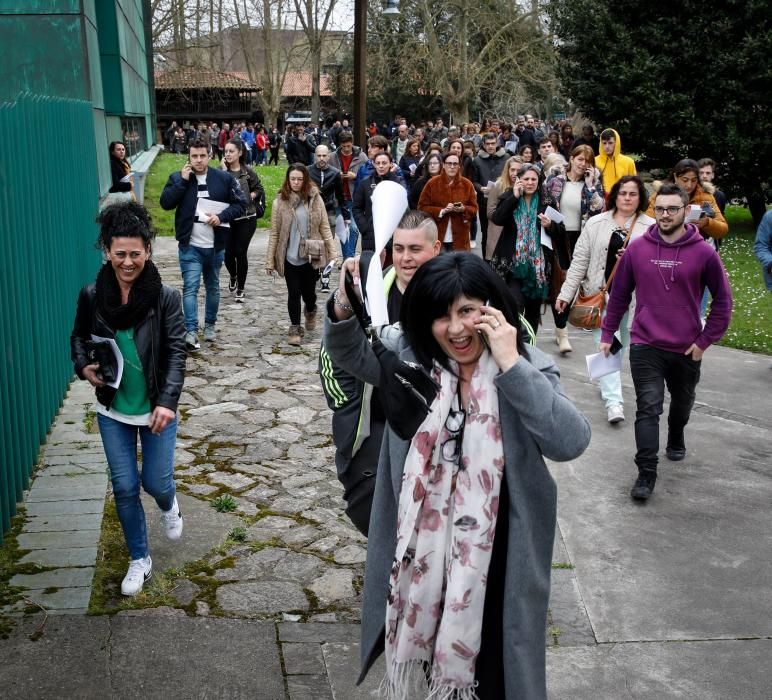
[629,344,701,473]
[341,200,359,259]
[178,245,224,332]
[98,414,177,560]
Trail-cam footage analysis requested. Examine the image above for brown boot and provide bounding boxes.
[555,327,572,354]
[304,307,317,331]
[288,325,303,346]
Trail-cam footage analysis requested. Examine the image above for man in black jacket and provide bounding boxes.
[310,144,346,287]
[352,152,406,251]
[472,133,508,258]
[285,124,315,165]
[160,139,246,350]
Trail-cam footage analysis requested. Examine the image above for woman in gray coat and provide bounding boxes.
[343,253,591,699]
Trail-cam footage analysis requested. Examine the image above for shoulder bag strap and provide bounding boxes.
[602,215,638,291]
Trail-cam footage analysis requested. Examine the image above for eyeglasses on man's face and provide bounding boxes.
[653,205,685,216]
[444,160,460,167]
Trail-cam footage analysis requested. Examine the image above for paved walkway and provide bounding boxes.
[1,233,770,698]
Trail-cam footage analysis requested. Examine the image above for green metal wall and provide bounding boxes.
[0,94,101,541]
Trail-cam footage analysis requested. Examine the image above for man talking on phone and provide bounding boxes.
[160,139,246,350]
[599,184,732,501]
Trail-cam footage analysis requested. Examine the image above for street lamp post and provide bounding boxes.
[353,0,399,148]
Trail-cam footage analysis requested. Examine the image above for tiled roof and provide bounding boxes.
[154,67,262,90]
[229,71,333,97]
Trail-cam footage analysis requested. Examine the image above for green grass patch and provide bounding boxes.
[717,206,771,354]
[144,153,287,237]
[211,494,237,513]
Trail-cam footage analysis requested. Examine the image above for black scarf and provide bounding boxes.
[95,259,163,330]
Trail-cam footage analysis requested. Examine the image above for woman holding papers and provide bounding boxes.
[221,137,265,302]
[398,138,423,192]
[70,202,186,596]
[555,175,654,424]
[265,164,337,346]
[358,253,590,700]
[107,141,134,201]
[544,144,606,353]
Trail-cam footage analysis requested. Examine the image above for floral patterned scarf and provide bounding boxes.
[511,194,548,299]
[383,351,504,700]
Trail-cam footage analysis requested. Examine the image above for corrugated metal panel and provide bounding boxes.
[0,93,101,541]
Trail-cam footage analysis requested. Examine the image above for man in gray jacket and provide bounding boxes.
[472,133,508,259]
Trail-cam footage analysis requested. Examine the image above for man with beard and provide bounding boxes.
[599,184,732,501]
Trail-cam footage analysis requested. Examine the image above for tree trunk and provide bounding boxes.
[310,47,321,124]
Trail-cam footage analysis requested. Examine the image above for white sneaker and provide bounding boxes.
[470,240,477,248]
[160,496,183,540]
[121,556,152,596]
[607,405,625,424]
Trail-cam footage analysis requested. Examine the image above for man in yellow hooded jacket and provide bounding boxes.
[596,128,637,194]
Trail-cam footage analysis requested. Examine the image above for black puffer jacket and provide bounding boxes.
[70,285,186,412]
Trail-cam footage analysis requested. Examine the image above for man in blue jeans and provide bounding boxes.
[600,183,732,501]
[160,139,246,350]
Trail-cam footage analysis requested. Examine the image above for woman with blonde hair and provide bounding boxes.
[265,164,337,345]
[485,155,523,259]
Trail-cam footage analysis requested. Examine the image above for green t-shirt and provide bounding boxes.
[112,329,151,415]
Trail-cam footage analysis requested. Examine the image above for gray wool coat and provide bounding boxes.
[323,313,592,699]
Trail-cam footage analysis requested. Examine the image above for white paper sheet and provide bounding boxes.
[120,173,133,183]
[195,198,230,227]
[335,214,349,245]
[541,227,553,250]
[486,180,497,192]
[686,204,702,223]
[585,351,622,381]
[366,181,408,327]
[544,205,565,225]
[91,334,124,389]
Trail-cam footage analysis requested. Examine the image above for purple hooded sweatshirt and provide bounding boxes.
[601,223,732,353]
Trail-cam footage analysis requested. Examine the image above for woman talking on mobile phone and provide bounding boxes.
[352,253,590,699]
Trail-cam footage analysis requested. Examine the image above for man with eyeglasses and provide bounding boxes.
[418,153,478,251]
[599,183,732,502]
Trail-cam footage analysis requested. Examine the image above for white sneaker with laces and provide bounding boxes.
[121,556,152,596]
[607,404,625,424]
[160,496,183,540]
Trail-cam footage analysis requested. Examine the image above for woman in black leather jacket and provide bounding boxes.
[70,201,186,596]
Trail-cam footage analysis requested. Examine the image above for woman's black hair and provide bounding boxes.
[608,175,648,214]
[400,253,528,371]
[108,141,127,161]
[225,137,247,167]
[96,201,155,251]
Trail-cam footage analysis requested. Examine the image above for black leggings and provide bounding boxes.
[269,146,280,165]
[224,217,257,291]
[550,229,581,330]
[284,261,318,325]
[505,274,543,334]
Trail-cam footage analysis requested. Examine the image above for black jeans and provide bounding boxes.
[269,146,280,165]
[224,217,257,291]
[477,192,488,258]
[629,344,701,472]
[284,260,318,325]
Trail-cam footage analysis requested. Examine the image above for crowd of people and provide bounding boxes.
[80,109,771,699]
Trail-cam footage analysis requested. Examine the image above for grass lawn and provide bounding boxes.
[717,206,771,355]
[143,152,287,238]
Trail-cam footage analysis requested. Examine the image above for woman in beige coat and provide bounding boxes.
[266,164,337,345]
[555,175,654,424]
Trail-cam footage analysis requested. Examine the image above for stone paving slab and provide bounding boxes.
[25,483,107,502]
[546,638,772,699]
[11,566,95,589]
[19,546,98,568]
[24,512,103,532]
[17,529,100,550]
[322,641,384,700]
[24,498,105,516]
[21,586,92,611]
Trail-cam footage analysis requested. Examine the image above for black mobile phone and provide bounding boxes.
[609,336,623,355]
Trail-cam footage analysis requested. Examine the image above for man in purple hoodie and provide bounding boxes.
[600,183,732,501]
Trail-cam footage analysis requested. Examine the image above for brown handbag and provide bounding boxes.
[568,216,637,330]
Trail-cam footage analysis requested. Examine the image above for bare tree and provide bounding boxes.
[291,0,339,122]
[232,0,302,127]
